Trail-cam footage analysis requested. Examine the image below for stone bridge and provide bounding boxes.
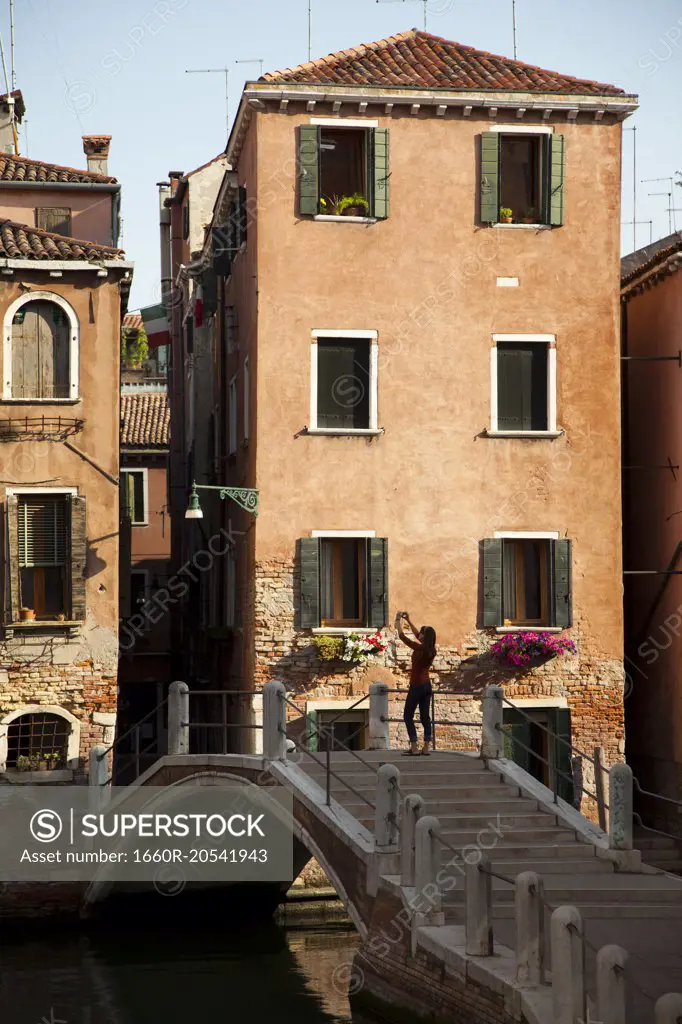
[83,683,682,1024]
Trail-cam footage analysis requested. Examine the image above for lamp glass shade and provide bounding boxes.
[185,490,203,520]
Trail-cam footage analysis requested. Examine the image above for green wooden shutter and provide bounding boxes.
[298,125,320,216]
[480,133,500,224]
[551,539,572,628]
[119,515,132,619]
[372,128,390,220]
[549,134,566,227]
[502,709,531,772]
[482,538,503,627]
[551,708,574,803]
[69,495,87,621]
[367,538,388,628]
[299,537,320,628]
[497,346,533,431]
[306,709,318,752]
[5,495,19,623]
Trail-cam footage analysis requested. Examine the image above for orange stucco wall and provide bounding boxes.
[624,270,682,808]
[0,273,121,640]
[252,108,624,656]
[0,189,115,245]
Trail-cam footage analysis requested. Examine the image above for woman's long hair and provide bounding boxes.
[421,626,437,661]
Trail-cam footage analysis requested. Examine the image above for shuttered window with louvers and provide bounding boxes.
[18,496,67,567]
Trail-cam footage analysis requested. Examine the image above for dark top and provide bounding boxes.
[403,636,435,686]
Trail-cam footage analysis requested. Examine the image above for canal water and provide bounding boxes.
[1,916,385,1024]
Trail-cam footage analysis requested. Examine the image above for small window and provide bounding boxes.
[225,306,237,354]
[121,470,147,526]
[316,339,370,430]
[11,300,71,399]
[496,342,548,431]
[499,135,546,224]
[298,125,389,219]
[320,538,366,627]
[228,376,237,454]
[317,709,368,752]
[17,495,69,619]
[6,712,70,770]
[36,208,72,237]
[502,539,550,626]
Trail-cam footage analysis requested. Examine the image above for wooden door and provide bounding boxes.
[12,301,69,398]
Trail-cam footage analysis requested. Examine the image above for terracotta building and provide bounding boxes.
[116,383,171,779]
[621,231,682,831]
[167,31,636,790]
[0,141,131,782]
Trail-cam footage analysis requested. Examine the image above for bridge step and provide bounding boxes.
[303,770,498,788]
[444,903,682,920]
[443,874,682,903]
[296,751,485,769]
[340,797,543,815]
[355,811,564,830]
[317,782,524,801]
[436,843,599,861]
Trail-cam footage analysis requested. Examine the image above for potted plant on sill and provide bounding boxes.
[491,631,577,668]
[499,207,513,224]
[15,755,32,772]
[19,607,35,621]
[522,207,537,224]
[338,193,369,217]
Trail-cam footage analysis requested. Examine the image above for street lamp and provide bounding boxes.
[184,482,259,520]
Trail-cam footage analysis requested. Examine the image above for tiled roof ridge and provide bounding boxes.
[261,28,625,96]
[0,152,117,184]
[621,231,682,289]
[0,218,125,261]
[120,391,170,448]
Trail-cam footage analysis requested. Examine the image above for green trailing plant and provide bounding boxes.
[312,634,345,660]
[121,325,150,368]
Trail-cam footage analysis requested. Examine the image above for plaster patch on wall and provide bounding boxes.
[497,277,519,287]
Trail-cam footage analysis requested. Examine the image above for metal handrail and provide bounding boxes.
[283,729,376,810]
[496,723,609,811]
[634,812,682,845]
[97,695,169,762]
[633,776,682,809]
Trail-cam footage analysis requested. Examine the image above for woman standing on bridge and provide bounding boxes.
[395,611,437,756]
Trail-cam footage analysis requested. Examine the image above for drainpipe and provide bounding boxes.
[158,182,172,307]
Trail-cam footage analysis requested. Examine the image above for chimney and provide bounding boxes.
[82,135,112,176]
[0,90,24,154]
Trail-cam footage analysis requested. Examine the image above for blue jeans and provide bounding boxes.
[403,683,432,744]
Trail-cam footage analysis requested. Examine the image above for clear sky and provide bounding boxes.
[10,0,682,308]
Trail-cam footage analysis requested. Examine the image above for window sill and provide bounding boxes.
[312,627,377,635]
[492,223,552,230]
[495,626,564,634]
[1,769,74,783]
[0,397,80,404]
[485,429,563,439]
[4,620,82,637]
[313,215,377,224]
[306,428,383,436]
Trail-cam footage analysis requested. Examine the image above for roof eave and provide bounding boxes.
[0,180,119,190]
[0,258,133,272]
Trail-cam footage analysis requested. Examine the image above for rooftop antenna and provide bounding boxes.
[512,0,518,58]
[308,0,312,60]
[235,58,264,78]
[9,0,15,90]
[0,22,16,155]
[643,176,678,234]
[185,67,230,137]
[376,0,428,31]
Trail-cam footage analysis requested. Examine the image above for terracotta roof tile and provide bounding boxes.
[121,391,170,448]
[262,29,625,96]
[0,153,116,184]
[0,219,124,261]
[621,232,682,297]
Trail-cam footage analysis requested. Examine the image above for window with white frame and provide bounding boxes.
[17,494,69,619]
[120,469,148,526]
[228,376,237,454]
[4,293,79,401]
[482,533,572,629]
[480,126,565,227]
[490,335,556,435]
[243,357,250,442]
[299,531,388,630]
[310,331,378,433]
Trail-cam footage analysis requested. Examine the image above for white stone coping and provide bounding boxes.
[0,769,73,783]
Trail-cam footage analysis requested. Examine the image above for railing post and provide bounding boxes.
[414,816,442,919]
[263,682,287,761]
[515,871,545,986]
[89,744,110,811]
[465,853,493,956]
[655,993,682,1023]
[168,680,189,756]
[481,684,504,759]
[596,945,627,1024]
[375,763,400,851]
[368,683,390,749]
[551,906,585,1024]
[594,746,607,832]
[609,763,633,851]
[401,794,425,887]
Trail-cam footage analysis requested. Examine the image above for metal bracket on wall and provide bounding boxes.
[623,455,678,481]
[621,351,682,366]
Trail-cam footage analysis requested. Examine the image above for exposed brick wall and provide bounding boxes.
[253,558,625,801]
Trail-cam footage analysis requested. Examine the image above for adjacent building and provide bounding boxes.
[0,140,131,781]
[622,231,682,830]
[166,30,637,795]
